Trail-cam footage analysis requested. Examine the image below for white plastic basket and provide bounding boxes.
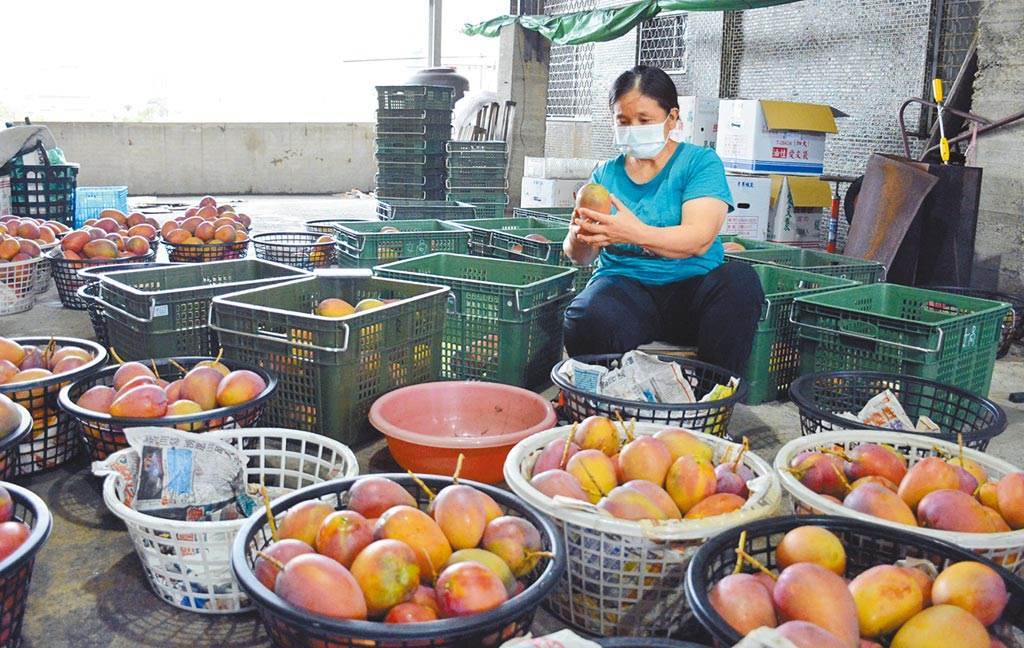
[0,255,42,315]
[34,242,58,294]
[102,427,358,614]
[775,430,1024,573]
[503,423,782,638]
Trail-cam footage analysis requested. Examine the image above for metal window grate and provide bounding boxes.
[547,43,595,119]
[544,0,595,119]
[931,0,982,88]
[638,12,687,73]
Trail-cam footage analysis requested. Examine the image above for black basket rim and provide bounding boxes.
[78,260,180,281]
[685,514,1024,646]
[161,238,249,252]
[0,338,108,394]
[230,473,566,642]
[0,481,53,579]
[788,370,1008,441]
[0,402,34,454]
[551,354,749,411]
[251,232,336,248]
[47,247,156,266]
[57,356,277,427]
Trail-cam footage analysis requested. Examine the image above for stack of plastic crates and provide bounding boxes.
[375,85,454,201]
[445,141,508,218]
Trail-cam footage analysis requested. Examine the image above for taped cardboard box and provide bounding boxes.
[723,173,771,239]
[520,177,579,208]
[522,157,601,180]
[716,99,841,175]
[673,96,719,148]
[768,174,832,246]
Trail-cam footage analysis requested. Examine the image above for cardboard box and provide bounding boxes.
[716,99,839,175]
[723,173,771,239]
[767,175,832,246]
[674,96,719,148]
[520,177,580,208]
[523,157,602,180]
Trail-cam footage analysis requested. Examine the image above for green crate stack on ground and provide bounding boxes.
[375,86,454,201]
[375,198,478,221]
[95,259,309,360]
[791,283,1011,397]
[209,272,449,445]
[512,207,572,222]
[743,265,859,405]
[333,219,471,268]
[726,246,886,283]
[375,253,576,388]
[445,141,509,218]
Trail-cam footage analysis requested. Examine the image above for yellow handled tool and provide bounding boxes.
[933,78,950,164]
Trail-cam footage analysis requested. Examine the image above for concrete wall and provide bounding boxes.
[545,120,593,158]
[41,121,376,195]
[970,0,1024,292]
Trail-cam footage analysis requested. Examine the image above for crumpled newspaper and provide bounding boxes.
[92,426,259,522]
[559,350,709,404]
[732,627,800,647]
[838,389,941,434]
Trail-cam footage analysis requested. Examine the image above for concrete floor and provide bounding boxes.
[3,195,1023,647]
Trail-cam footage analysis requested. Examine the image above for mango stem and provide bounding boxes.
[407,470,436,502]
[452,453,465,484]
[109,346,126,365]
[260,483,278,542]
[731,437,749,471]
[150,359,161,380]
[168,358,188,373]
[559,423,577,470]
[732,530,747,574]
[255,550,285,571]
[737,549,778,581]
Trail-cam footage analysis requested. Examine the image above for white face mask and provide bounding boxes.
[614,118,669,159]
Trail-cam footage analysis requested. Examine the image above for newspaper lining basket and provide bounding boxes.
[102,427,357,614]
[775,430,1024,573]
[504,423,782,638]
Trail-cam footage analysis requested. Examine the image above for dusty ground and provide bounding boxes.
[2,195,1022,646]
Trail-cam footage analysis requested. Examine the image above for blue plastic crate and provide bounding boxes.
[75,186,128,227]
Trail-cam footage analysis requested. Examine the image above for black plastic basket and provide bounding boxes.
[0,404,32,482]
[251,232,337,270]
[789,370,1007,451]
[924,284,1024,359]
[0,338,108,476]
[551,354,747,438]
[48,248,157,310]
[162,238,248,263]
[75,262,181,347]
[230,474,566,648]
[7,142,78,226]
[0,482,53,647]
[685,515,1024,647]
[305,218,373,235]
[58,356,277,461]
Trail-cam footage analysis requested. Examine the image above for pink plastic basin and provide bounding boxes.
[369,381,557,484]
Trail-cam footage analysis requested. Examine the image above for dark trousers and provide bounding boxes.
[563,262,764,374]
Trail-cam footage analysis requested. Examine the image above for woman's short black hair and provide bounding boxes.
[609,65,679,114]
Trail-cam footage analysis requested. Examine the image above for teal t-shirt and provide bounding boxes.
[589,143,734,286]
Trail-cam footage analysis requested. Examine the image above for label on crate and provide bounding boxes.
[962,323,978,350]
[152,304,169,318]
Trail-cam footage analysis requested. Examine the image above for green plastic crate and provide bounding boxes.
[374,253,576,387]
[727,247,886,283]
[450,217,574,251]
[374,135,446,156]
[717,235,793,251]
[480,226,595,293]
[333,219,471,268]
[512,207,572,222]
[792,283,1011,397]
[377,85,454,111]
[743,265,859,405]
[376,199,478,221]
[96,259,309,360]
[210,273,449,445]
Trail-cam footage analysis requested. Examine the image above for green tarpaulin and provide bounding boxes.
[463,0,803,45]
